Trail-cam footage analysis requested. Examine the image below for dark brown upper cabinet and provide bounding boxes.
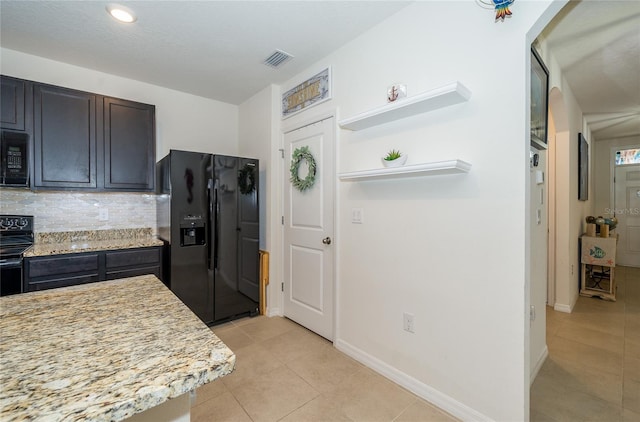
[28,80,155,191]
[33,84,98,189]
[103,97,155,190]
[1,76,26,131]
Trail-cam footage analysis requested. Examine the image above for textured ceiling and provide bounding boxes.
[1,1,638,141]
[0,1,411,105]
[541,0,640,140]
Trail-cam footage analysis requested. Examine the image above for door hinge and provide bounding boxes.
[281,216,284,225]
[279,148,285,158]
[281,282,284,292]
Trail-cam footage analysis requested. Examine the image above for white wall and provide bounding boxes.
[0,48,239,159]
[266,1,561,420]
[536,42,590,312]
[529,144,548,382]
[238,84,283,315]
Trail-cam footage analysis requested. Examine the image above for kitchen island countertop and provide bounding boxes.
[0,275,235,421]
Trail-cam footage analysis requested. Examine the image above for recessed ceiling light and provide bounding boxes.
[106,4,137,23]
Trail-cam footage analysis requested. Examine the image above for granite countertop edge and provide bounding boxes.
[23,237,165,257]
[23,228,165,257]
[0,275,235,422]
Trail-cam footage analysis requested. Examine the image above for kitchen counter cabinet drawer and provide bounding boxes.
[25,253,101,293]
[27,274,101,292]
[105,248,161,281]
[105,248,160,269]
[26,253,100,278]
[24,247,163,293]
[106,266,161,281]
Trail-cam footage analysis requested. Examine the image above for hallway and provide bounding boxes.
[531,266,640,421]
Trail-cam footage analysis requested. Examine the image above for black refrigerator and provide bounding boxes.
[156,150,260,325]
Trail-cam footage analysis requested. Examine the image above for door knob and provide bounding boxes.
[322,237,332,245]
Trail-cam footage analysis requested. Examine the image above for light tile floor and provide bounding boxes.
[191,316,458,422]
[531,265,640,421]
[191,266,639,421]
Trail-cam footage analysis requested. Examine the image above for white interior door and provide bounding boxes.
[614,164,640,267]
[283,117,334,340]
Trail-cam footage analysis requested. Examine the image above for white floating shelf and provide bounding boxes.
[339,82,471,131]
[339,160,472,181]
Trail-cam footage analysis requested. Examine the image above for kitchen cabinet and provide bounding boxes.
[24,253,100,292]
[29,80,155,191]
[1,76,26,131]
[33,84,98,189]
[105,247,162,280]
[103,97,155,190]
[24,246,162,293]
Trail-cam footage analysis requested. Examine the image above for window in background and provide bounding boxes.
[615,148,640,165]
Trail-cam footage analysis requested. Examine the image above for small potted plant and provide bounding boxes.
[382,149,407,168]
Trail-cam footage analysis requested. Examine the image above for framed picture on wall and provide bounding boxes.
[578,133,589,201]
[531,47,549,149]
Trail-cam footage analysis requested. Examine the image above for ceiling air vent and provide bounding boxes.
[263,50,294,68]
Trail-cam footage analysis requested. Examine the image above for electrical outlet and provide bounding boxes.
[99,208,109,221]
[403,312,415,333]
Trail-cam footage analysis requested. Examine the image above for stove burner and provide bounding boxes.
[0,215,33,231]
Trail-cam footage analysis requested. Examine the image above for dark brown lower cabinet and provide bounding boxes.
[24,247,162,293]
[25,253,100,292]
[105,248,162,280]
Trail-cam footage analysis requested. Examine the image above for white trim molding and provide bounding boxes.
[530,345,549,385]
[553,302,573,313]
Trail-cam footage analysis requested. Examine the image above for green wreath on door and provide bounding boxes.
[290,146,316,192]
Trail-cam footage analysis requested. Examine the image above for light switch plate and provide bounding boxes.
[352,208,363,224]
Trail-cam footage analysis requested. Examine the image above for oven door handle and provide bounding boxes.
[0,258,23,267]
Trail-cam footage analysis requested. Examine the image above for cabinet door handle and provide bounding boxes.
[322,237,332,245]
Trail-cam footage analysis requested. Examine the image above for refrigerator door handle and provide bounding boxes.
[212,184,220,270]
[207,178,215,271]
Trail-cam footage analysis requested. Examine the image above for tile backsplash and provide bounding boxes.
[0,189,156,234]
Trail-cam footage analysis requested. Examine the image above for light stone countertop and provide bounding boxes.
[23,228,164,257]
[0,275,235,421]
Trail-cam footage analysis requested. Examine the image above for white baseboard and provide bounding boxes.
[553,302,572,313]
[334,339,492,422]
[530,345,548,385]
[266,307,282,317]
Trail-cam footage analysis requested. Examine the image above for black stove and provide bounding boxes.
[0,215,34,296]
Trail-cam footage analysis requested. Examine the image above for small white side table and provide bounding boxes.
[580,234,617,301]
